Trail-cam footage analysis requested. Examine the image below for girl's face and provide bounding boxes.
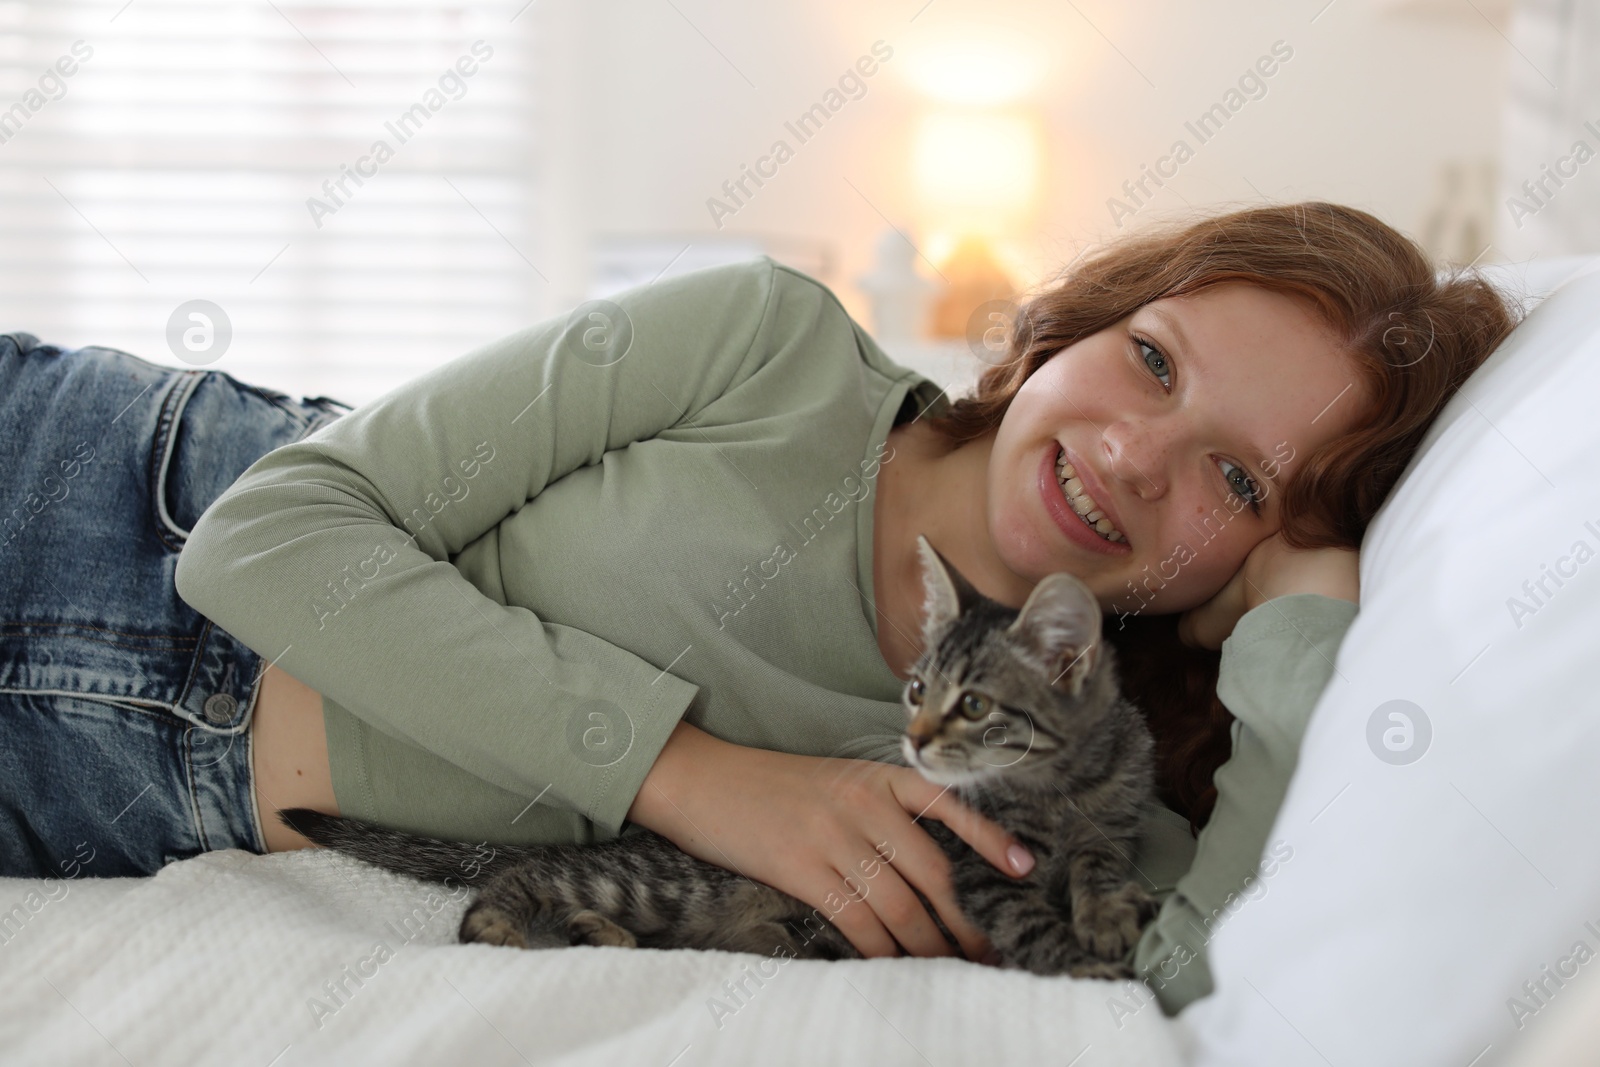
[986,281,1368,619]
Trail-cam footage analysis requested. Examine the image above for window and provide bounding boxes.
[0,0,540,406]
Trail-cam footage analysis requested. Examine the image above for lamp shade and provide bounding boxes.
[910,108,1042,239]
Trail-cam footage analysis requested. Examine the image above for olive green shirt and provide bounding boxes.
[173,256,1358,1015]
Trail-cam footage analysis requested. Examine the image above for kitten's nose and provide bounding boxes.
[905,718,938,750]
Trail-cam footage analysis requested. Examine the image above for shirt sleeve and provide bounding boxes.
[174,256,782,839]
[1129,592,1360,1014]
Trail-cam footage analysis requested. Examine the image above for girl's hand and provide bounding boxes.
[1176,531,1360,651]
[626,720,1034,963]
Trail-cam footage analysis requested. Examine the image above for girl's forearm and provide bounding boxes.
[624,718,717,837]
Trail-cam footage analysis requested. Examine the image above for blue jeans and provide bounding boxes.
[0,333,351,879]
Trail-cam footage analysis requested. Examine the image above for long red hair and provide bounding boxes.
[920,202,1521,831]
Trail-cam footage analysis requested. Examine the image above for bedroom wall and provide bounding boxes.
[531,0,1511,327]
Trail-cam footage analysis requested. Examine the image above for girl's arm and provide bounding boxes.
[626,719,1036,964]
[175,259,782,838]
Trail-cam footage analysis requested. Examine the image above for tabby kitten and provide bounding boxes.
[283,534,1160,979]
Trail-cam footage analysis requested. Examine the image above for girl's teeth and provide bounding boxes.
[1054,456,1126,544]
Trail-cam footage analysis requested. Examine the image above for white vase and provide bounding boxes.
[854,227,937,342]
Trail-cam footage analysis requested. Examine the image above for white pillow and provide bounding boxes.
[1178,255,1600,1067]
[1471,255,1600,313]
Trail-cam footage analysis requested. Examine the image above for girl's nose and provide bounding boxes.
[1102,426,1169,502]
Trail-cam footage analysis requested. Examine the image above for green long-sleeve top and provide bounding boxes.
[173,256,1358,1015]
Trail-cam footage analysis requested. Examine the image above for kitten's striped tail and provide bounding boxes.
[277,807,529,886]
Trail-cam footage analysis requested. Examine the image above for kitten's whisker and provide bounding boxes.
[817,759,882,795]
[826,733,907,760]
[827,734,912,767]
[854,747,907,767]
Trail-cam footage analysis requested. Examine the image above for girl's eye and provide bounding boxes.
[1135,335,1172,389]
[1220,458,1265,514]
[906,678,925,705]
[1135,329,1266,518]
[960,692,988,719]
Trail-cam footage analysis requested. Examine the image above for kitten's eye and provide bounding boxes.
[905,678,925,706]
[960,692,989,720]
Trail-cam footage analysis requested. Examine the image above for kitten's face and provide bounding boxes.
[901,670,1040,786]
[900,535,1108,786]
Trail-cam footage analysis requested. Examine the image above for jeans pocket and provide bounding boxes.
[150,370,206,547]
[153,370,318,549]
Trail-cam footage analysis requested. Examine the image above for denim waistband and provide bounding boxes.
[0,332,349,739]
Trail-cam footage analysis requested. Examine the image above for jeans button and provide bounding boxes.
[203,693,238,724]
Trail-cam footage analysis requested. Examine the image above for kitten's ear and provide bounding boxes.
[1006,572,1102,697]
[915,534,983,641]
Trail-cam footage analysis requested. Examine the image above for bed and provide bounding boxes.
[3,255,1596,1067]
[0,845,1189,1065]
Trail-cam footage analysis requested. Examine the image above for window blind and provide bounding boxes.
[0,0,540,406]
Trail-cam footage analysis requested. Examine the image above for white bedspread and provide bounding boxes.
[0,848,1192,1066]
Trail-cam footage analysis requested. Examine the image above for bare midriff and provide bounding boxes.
[250,663,339,852]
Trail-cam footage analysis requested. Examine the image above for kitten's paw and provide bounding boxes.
[460,903,528,949]
[1073,882,1156,960]
[567,909,639,949]
[1067,958,1136,981]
